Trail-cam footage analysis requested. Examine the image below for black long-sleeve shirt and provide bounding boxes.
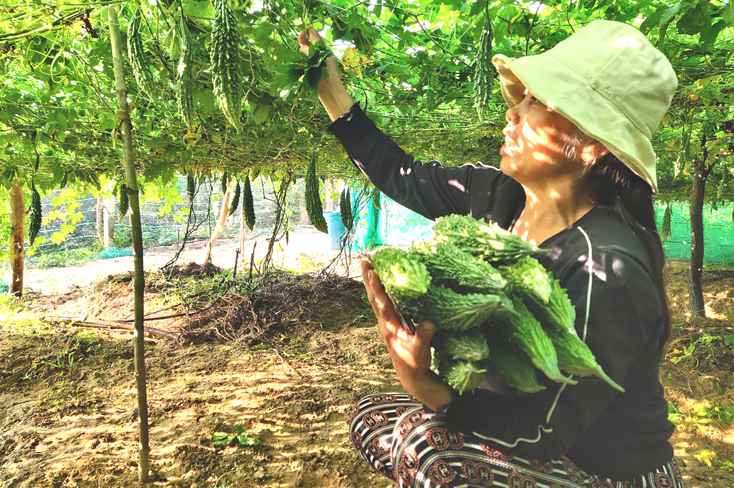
[329,104,675,481]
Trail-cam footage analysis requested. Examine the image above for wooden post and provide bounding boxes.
[107,6,150,481]
[8,182,24,297]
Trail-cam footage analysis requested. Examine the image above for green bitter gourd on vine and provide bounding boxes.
[128,8,157,100]
[340,188,353,231]
[473,8,494,119]
[229,180,240,216]
[28,180,42,246]
[305,156,328,233]
[243,174,256,230]
[210,0,243,131]
[118,183,129,218]
[176,14,196,131]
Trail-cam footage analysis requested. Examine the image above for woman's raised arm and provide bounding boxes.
[298,27,354,121]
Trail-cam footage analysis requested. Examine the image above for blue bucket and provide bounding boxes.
[324,211,346,250]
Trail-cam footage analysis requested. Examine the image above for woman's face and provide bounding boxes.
[500,91,586,187]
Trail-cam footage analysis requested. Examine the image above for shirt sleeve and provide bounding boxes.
[328,103,510,221]
[440,245,664,461]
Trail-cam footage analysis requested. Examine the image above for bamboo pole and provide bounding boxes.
[107,6,150,481]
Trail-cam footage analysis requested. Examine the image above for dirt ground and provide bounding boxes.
[1,238,733,488]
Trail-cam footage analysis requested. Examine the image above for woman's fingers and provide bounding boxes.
[298,27,324,56]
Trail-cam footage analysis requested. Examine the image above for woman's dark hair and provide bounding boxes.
[586,152,671,356]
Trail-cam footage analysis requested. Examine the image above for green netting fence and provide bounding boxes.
[351,197,734,265]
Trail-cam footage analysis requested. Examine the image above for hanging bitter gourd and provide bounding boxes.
[340,188,353,231]
[187,172,196,202]
[473,7,493,119]
[243,173,256,230]
[661,204,672,243]
[28,180,42,246]
[176,14,196,131]
[221,172,228,195]
[128,8,157,100]
[210,0,243,131]
[229,180,241,216]
[305,155,328,233]
[118,183,129,218]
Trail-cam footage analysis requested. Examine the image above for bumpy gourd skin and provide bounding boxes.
[176,14,196,131]
[432,214,548,262]
[243,175,256,230]
[210,0,242,131]
[304,155,328,233]
[416,241,507,294]
[128,9,157,100]
[370,247,431,300]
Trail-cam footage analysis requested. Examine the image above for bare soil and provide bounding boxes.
[1,247,733,488]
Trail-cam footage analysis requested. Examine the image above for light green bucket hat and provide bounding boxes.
[492,20,677,193]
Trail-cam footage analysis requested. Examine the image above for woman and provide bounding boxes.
[299,20,683,488]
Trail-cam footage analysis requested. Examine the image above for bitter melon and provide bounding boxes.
[210,0,243,131]
[370,247,431,300]
[340,188,353,231]
[28,180,42,246]
[221,172,228,195]
[415,241,507,294]
[498,296,575,385]
[305,155,328,233]
[661,204,672,243]
[128,8,157,100]
[432,214,548,262]
[481,327,546,393]
[229,180,240,216]
[118,183,129,218]
[415,285,514,331]
[499,255,553,304]
[187,172,196,202]
[176,14,196,131]
[435,329,490,362]
[243,173,255,230]
[473,7,494,119]
[547,327,625,392]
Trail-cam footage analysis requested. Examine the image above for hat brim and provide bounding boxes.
[492,53,659,193]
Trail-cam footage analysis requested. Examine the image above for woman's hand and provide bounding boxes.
[297,27,354,122]
[361,259,453,411]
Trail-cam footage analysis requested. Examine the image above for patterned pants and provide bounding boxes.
[349,393,685,488]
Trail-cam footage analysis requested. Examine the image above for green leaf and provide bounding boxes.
[183,0,215,19]
[724,334,734,347]
[639,5,668,34]
[723,1,734,26]
[660,3,683,26]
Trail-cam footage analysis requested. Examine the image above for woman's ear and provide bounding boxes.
[581,141,610,163]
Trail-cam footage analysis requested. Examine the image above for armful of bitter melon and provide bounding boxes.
[298,27,354,121]
[361,259,453,411]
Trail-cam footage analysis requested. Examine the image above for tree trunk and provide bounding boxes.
[688,164,707,317]
[8,182,24,297]
[107,7,150,481]
[204,181,233,264]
